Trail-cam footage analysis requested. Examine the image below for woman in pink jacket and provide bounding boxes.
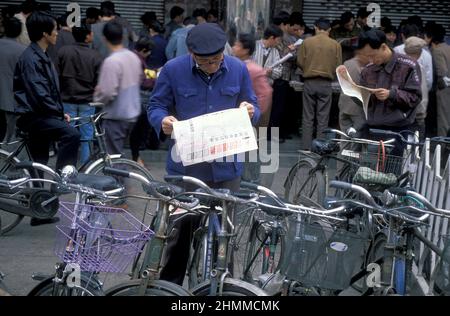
[233,33,274,184]
[233,33,273,127]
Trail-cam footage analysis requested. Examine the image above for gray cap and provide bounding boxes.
[404,36,427,55]
[186,23,227,56]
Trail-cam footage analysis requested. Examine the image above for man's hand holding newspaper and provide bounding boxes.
[336,65,378,120]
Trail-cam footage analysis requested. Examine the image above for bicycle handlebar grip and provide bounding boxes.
[369,129,398,137]
[329,180,354,191]
[388,187,408,197]
[103,167,130,178]
[164,175,184,183]
[232,191,257,200]
[15,161,34,169]
[240,181,259,191]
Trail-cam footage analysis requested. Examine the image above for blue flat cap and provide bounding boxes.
[186,23,227,56]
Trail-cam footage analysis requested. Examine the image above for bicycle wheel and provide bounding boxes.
[354,233,386,294]
[188,229,212,289]
[105,279,192,296]
[284,158,325,206]
[84,158,156,226]
[241,218,284,286]
[0,150,26,235]
[28,275,104,296]
[191,278,268,296]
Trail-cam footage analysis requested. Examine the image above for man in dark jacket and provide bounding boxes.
[14,11,80,174]
[57,23,102,165]
[358,29,422,153]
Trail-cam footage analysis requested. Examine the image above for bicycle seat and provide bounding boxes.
[311,139,339,156]
[72,174,121,191]
[257,196,292,217]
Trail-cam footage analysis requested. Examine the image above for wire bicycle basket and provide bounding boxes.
[349,140,408,187]
[54,202,154,273]
[280,215,368,290]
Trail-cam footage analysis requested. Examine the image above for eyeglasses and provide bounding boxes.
[194,54,224,67]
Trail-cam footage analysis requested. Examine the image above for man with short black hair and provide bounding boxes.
[57,23,103,165]
[0,17,26,145]
[165,5,184,39]
[94,21,142,156]
[14,11,80,173]
[165,16,197,60]
[14,11,80,227]
[358,29,422,145]
[86,7,101,25]
[356,7,371,32]
[331,11,361,61]
[298,18,342,150]
[193,8,207,25]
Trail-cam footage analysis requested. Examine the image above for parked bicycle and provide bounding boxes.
[0,103,153,234]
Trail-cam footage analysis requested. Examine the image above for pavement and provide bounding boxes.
[0,137,299,296]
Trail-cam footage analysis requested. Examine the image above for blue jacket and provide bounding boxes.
[148,54,260,183]
[14,42,64,118]
[165,25,194,60]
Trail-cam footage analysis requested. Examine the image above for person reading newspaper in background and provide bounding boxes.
[357,29,422,155]
[337,41,370,138]
[148,22,260,286]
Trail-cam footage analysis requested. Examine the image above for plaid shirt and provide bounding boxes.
[360,52,422,127]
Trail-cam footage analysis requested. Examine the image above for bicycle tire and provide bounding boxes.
[191,278,268,296]
[188,229,211,289]
[284,157,326,206]
[105,279,192,296]
[242,219,284,285]
[84,157,155,225]
[28,276,104,296]
[0,150,26,235]
[354,233,387,293]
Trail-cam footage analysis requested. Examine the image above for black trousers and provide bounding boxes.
[269,79,290,139]
[159,177,241,286]
[17,115,80,171]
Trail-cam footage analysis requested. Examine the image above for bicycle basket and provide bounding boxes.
[353,152,406,187]
[54,202,154,273]
[280,216,368,290]
[435,235,450,295]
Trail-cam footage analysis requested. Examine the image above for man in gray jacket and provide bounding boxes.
[0,17,26,145]
[338,43,370,136]
[94,21,142,155]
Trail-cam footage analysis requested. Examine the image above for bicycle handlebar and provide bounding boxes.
[15,161,61,181]
[369,128,422,146]
[104,168,200,210]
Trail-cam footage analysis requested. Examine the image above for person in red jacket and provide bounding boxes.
[233,32,273,184]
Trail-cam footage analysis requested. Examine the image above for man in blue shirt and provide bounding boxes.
[148,22,260,285]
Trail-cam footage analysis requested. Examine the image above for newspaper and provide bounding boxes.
[172,107,258,166]
[336,65,377,120]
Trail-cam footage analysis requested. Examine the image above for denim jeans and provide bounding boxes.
[63,103,95,165]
